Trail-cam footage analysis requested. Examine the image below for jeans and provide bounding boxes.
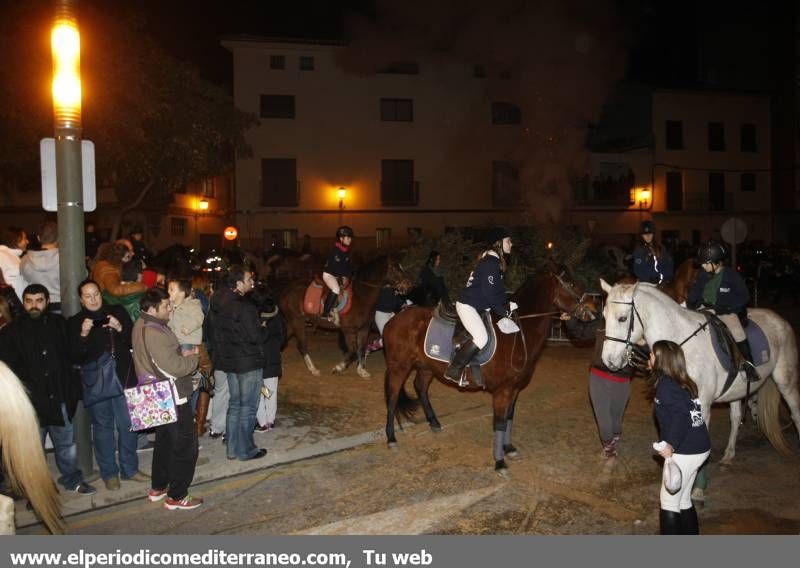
[226,369,263,460]
[210,370,229,434]
[152,402,198,500]
[39,403,85,490]
[88,394,139,480]
[256,377,279,426]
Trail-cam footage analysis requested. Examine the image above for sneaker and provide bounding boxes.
[208,431,224,439]
[104,477,121,491]
[265,422,274,431]
[72,482,97,496]
[242,448,267,461]
[147,488,168,502]
[164,495,204,511]
[123,471,151,483]
[254,423,269,433]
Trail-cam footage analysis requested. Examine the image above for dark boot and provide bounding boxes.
[736,340,759,381]
[195,390,210,438]
[322,292,338,318]
[444,340,481,384]
[659,509,682,535]
[680,506,699,535]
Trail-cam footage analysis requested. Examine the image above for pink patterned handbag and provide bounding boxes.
[124,323,178,431]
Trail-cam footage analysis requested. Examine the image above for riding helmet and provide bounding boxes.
[640,220,655,234]
[487,226,512,246]
[697,240,726,264]
[336,225,354,239]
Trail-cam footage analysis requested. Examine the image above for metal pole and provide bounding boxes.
[53,0,93,477]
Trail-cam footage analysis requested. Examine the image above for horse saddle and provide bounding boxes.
[424,308,497,367]
[703,311,770,394]
[302,279,352,318]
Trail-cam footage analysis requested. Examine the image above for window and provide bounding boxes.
[709,172,725,211]
[492,161,523,206]
[708,122,725,151]
[492,102,522,125]
[270,55,285,70]
[665,120,683,150]
[299,56,314,71]
[741,172,756,192]
[376,228,391,249]
[473,65,486,78]
[264,229,298,250]
[378,62,419,74]
[380,98,413,122]
[260,95,295,119]
[201,178,216,198]
[261,158,298,206]
[666,171,683,211]
[740,124,757,152]
[170,218,186,237]
[381,159,417,206]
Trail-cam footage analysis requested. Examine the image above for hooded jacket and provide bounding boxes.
[91,260,147,298]
[168,297,204,345]
[132,312,198,401]
[0,245,28,301]
[21,248,62,303]
[207,287,263,373]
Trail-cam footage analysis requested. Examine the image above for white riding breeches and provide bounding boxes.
[659,450,710,512]
[456,302,489,349]
[716,312,746,342]
[322,272,340,295]
[375,311,395,336]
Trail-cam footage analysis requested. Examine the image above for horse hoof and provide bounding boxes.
[429,423,443,432]
[357,368,371,379]
[310,368,321,377]
[503,444,520,459]
[388,441,398,450]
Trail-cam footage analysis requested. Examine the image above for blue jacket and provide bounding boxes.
[376,285,406,313]
[654,374,711,455]
[457,253,508,317]
[687,266,749,314]
[323,243,353,278]
[632,244,674,284]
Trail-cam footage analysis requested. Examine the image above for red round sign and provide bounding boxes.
[223,226,238,241]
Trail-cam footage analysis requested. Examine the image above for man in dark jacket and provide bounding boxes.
[68,279,147,491]
[208,265,266,461]
[0,284,96,495]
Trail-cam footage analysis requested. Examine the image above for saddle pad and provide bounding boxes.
[302,282,353,317]
[424,311,497,365]
[710,318,770,373]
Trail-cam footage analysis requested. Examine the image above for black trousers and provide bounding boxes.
[152,402,198,500]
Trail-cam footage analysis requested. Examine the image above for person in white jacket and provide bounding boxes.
[21,221,64,312]
[0,227,30,302]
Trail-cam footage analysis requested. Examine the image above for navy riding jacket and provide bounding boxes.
[376,285,406,313]
[323,243,353,278]
[632,244,674,285]
[654,373,711,455]
[457,253,508,317]
[687,266,750,314]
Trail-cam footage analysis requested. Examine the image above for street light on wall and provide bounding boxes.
[636,187,651,209]
[195,198,209,246]
[337,186,347,209]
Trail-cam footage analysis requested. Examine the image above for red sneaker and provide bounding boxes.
[147,488,168,502]
[164,495,204,511]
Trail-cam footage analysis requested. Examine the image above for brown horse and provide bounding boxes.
[617,258,697,304]
[279,255,411,378]
[382,270,597,475]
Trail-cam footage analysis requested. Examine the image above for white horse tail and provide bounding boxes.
[756,378,793,457]
[0,362,65,534]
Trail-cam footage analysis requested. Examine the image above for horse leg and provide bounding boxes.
[413,368,441,431]
[503,391,521,459]
[355,326,372,379]
[721,400,743,465]
[385,361,414,448]
[288,316,320,376]
[332,331,358,374]
[692,400,713,502]
[492,388,515,477]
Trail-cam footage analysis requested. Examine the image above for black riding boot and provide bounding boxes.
[444,340,481,385]
[659,509,683,535]
[736,340,759,381]
[680,506,699,535]
[322,292,338,318]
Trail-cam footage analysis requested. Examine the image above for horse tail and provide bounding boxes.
[756,378,793,457]
[0,362,65,534]
[384,370,419,420]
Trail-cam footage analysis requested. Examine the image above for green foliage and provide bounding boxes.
[402,226,617,295]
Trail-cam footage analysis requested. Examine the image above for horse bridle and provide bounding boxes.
[603,285,646,361]
[517,270,597,321]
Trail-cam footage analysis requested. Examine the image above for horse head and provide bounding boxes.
[599,279,645,371]
[548,266,598,322]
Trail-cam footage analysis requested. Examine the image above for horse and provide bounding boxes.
[0,361,64,534]
[382,270,597,475]
[661,258,698,305]
[599,280,800,498]
[279,255,411,378]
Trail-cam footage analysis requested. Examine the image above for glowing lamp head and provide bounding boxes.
[546,242,554,250]
[337,187,347,200]
[223,226,238,241]
[51,17,81,128]
[198,198,209,211]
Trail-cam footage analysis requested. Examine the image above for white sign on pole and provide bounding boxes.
[40,138,96,212]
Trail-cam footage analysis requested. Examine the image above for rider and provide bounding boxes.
[445,227,514,386]
[632,220,674,286]
[321,226,354,326]
[687,240,758,380]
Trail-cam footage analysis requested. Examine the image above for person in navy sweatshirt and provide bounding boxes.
[321,226,354,325]
[632,220,673,285]
[446,226,514,386]
[649,340,711,535]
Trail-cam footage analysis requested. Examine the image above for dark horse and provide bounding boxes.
[279,255,411,378]
[383,270,597,475]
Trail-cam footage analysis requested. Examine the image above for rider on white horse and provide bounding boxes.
[687,240,758,381]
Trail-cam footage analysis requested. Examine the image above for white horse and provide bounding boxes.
[0,361,64,534]
[599,280,800,485]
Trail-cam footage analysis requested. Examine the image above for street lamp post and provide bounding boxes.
[195,197,209,247]
[52,0,93,475]
[337,186,347,226]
